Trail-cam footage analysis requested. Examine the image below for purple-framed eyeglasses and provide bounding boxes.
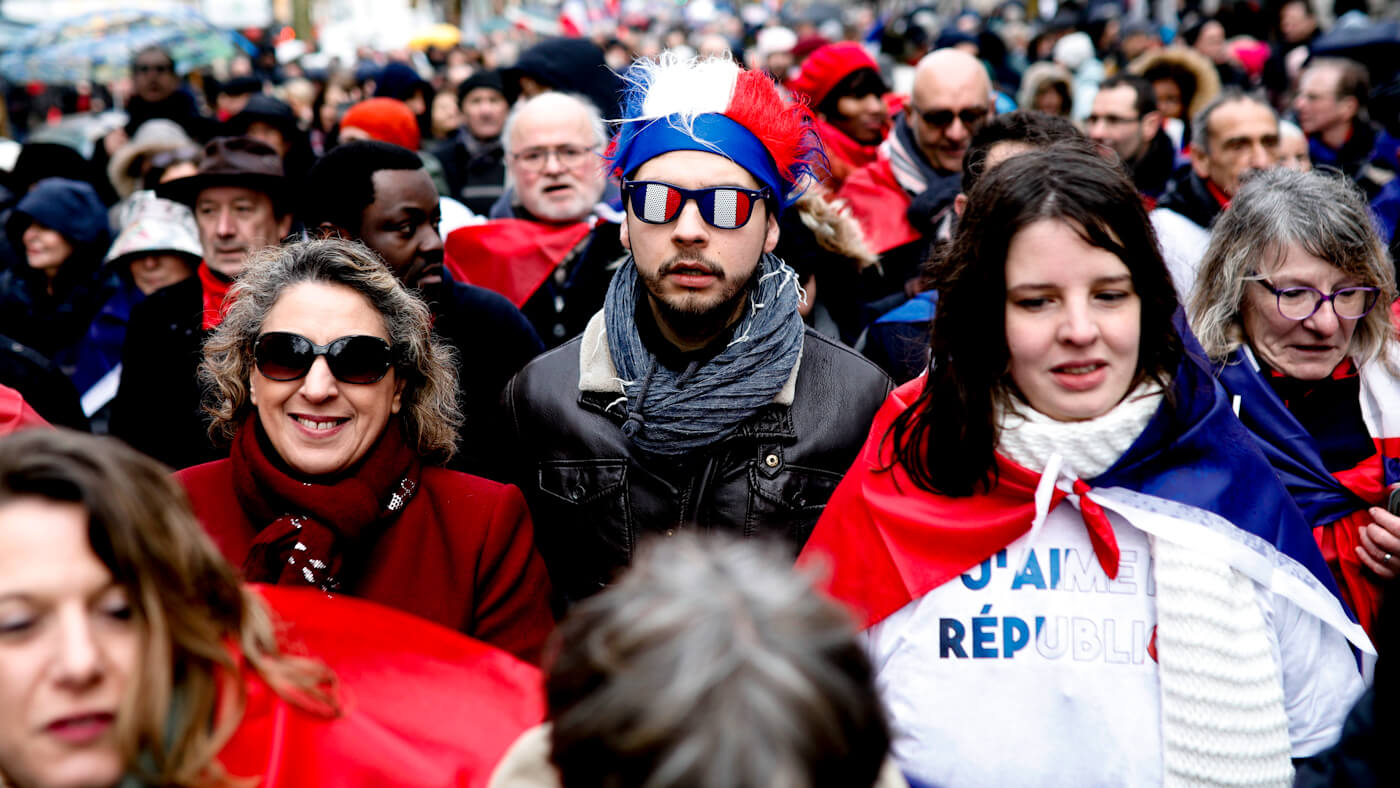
[1253,277,1381,321]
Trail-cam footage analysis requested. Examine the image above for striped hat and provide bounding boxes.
[608,52,821,212]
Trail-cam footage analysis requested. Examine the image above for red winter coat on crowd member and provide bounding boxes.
[177,454,555,665]
[219,585,545,787]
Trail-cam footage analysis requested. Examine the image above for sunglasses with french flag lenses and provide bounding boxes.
[623,180,770,230]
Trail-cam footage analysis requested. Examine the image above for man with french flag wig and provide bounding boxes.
[500,53,892,608]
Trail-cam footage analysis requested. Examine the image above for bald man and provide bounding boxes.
[837,48,994,318]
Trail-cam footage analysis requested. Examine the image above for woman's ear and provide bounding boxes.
[391,376,405,415]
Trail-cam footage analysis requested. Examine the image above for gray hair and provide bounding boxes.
[1190,88,1274,156]
[546,534,891,788]
[200,237,462,464]
[500,91,608,158]
[1189,167,1397,367]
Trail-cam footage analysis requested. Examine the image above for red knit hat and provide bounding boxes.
[786,42,881,109]
[340,97,421,151]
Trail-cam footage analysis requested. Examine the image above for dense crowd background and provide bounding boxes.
[2,0,1400,786]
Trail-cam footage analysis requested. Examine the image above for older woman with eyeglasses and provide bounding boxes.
[174,238,554,663]
[1190,167,1400,635]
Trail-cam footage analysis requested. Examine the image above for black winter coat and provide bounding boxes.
[502,328,892,607]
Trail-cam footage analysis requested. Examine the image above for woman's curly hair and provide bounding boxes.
[200,237,462,465]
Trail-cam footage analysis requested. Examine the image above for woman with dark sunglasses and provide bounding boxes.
[1191,167,1400,636]
[174,238,554,663]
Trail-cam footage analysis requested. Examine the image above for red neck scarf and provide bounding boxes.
[798,379,1120,628]
[232,414,422,591]
[198,263,235,331]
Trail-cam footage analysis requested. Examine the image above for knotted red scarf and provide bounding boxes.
[232,414,422,591]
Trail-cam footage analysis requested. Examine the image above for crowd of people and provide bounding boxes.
[1,0,1400,785]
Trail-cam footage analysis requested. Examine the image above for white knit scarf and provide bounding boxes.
[997,386,1294,788]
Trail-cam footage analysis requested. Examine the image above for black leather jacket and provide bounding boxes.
[503,328,892,606]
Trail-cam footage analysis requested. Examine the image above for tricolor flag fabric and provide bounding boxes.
[1214,344,1400,634]
[608,53,820,212]
[798,346,1371,655]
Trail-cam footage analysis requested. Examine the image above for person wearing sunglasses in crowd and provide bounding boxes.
[444,91,625,348]
[837,48,993,322]
[800,148,1368,787]
[1190,167,1400,637]
[0,429,545,788]
[500,54,891,610]
[174,238,554,663]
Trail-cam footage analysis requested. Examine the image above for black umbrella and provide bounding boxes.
[1310,20,1400,82]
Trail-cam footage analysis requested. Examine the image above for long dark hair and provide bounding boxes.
[886,147,1182,496]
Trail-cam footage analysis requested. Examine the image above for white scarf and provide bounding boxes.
[996,385,1295,788]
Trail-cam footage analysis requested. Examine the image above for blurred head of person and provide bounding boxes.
[1190,167,1395,382]
[156,138,291,280]
[225,95,301,159]
[888,147,1181,494]
[1276,120,1312,172]
[0,429,333,788]
[338,97,421,151]
[130,46,178,105]
[1188,91,1279,198]
[1130,47,1220,123]
[546,534,892,788]
[106,119,194,199]
[1086,75,1162,168]
[457,70,509,142]
[957,110,1097,218]
[303,142,445,293]
[1278,0,1318,45]
[200,238,462,478]
[104,192,203,296]
[908,48,994,173]
[5,178,110,294]
[1015,62,1073,118]
[787,42,890,146]
[503,92,608,224]
[1293,58,1368,143]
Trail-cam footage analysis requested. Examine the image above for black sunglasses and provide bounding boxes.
[622,179,771,229]
[915,106,989,129]
[254,332,398,385]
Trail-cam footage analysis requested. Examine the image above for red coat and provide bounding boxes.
[177,461,555,664]
[834,158,920,255]
[219,585,545,787]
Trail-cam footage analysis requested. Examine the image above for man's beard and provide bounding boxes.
[641,255,759,344]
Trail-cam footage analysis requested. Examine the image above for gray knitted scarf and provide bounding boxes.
[604,252,804,456]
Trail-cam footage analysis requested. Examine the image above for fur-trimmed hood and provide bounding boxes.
[1128,46,1222,122]
[1016,62,1074,115]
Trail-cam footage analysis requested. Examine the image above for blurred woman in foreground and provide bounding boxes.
[0,428,542,788]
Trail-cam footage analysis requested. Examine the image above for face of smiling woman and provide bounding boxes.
[0,498,138,788]
[250,281,404,478]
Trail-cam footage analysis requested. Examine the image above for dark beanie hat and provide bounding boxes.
[457,69,505,103]
[375,62,431,101]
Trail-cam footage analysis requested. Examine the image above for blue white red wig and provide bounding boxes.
[608,53,822,211]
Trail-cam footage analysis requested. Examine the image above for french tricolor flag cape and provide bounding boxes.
[799,347,1373,654]
[1213,344,1400,633]
[444,218,595,308]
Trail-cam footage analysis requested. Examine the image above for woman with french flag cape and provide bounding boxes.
[1190,167,1400,638]
[798,148,1370,788]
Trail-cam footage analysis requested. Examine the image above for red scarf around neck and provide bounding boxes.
[232,414,422,591]
[198,263,236,331]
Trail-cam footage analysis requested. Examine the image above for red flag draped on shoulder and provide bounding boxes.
[444,219,594,307]
[798,378,1072,629]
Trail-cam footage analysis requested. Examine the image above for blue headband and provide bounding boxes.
[613,113,788,209]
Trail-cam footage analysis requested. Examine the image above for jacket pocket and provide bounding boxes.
[535,459,634,601]
[746,463,843,544]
